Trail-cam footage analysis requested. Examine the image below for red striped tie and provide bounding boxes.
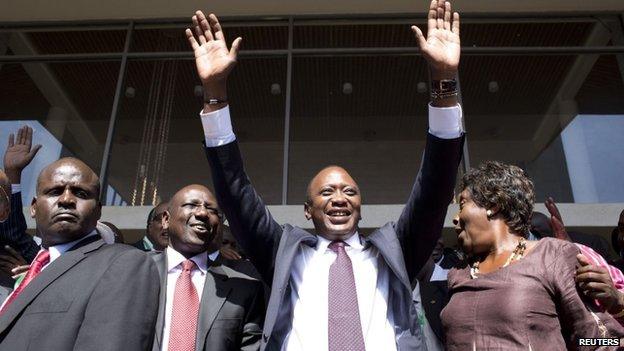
[168,259,200,351]
[0,249,50,313]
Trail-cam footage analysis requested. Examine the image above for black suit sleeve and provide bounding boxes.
[395,133,464,282]
[240,281,266,351]
[73,249,160,351]
[204,141,283,284]
[0,192,40,263]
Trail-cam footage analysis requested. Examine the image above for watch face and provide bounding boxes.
[432,79,457,92]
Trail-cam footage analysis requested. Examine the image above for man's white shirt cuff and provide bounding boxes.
[11,184,21,194]
[200,104,463,144]
[199,106,236,147]
[428,103,463,139]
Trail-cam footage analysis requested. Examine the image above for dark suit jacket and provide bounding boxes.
[419,279,449,343]
[0,236,160,351]
[0,192,39,263]
[151,252,265,351]
[204,133,464,350]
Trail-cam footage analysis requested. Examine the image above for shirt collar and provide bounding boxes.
[48,230,99,264]
[316,231,363,252]
[166,246,219,274]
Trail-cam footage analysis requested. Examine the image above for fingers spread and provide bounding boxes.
[209,13,226,41]
[444,1,451,31]
[192,15,208,44]
[186,28,199,50]
[229,37,242,60]
[427,0,437,32]
[25,126,33,149]
[411,26,428,49]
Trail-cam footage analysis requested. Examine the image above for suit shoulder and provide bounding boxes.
[93,243,153,263]
[221,259,263,283]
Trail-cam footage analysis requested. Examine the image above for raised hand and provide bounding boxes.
[186,11,241,104]
[545,197,571,241]
[412,0,460,79]
[3,125,41,184]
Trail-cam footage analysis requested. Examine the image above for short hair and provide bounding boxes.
[147,201,168,226]
[461,161,535,235]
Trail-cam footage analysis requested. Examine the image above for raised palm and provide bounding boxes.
[4,125,41,173]
[412,0,461,74]
[186,11,241,85]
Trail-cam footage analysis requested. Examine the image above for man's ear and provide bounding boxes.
[304,202,312,220]
[30,196,37,218]
[162,210,170,230]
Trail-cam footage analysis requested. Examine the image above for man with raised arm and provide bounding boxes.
[188,1,464,350]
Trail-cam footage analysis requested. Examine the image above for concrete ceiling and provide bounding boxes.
[1,0,624,23]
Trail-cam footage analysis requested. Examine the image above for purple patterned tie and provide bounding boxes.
[328,241,366,351]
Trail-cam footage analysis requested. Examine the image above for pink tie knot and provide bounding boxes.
[328,241,347,253]
[181,259,196,272]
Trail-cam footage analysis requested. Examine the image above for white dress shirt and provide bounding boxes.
[161,246,219,351]
[199,103,462,350]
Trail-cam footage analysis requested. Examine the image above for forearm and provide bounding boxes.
[204,142,281,283]
[397,133,464,279]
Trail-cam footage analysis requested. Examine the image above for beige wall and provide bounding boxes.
[1,0,624,22]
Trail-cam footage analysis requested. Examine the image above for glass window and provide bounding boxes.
[105,57,286,206]
[293,21,595,48]
[0,61,119,204]
[131,24,288,52]
[461,54,624,203]
[3,29,127,54]
[288,55,434,204]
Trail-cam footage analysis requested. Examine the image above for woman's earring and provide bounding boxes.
[486,209,492,219]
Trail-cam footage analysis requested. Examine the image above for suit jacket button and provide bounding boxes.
[430,300,436,304]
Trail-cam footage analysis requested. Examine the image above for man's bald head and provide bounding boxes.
[304,165,362,241]
[31,157,101,247]
[36,158,100,198]
[164,184,223,258]
[306,165,359,204]
[0,170,10,222]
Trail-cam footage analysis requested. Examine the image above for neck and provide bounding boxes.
[480,229,521,263]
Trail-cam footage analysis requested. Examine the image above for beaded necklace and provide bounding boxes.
[470,237,527,279]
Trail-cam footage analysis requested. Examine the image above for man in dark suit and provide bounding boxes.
[134,201,170,252]
[0,157,160,350]
[152,184,264,351]
[187,1,464,349]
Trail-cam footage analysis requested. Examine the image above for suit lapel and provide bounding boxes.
[151,252,168,348]
[196,256,232,351]
[0,238,105,334]
[263,226,316,338]
[367,223,412,290]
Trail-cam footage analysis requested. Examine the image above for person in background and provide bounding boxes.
[151,184,264,351]
[537,198,624,326]
[443,161,624,350]
[134,201,169,252]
